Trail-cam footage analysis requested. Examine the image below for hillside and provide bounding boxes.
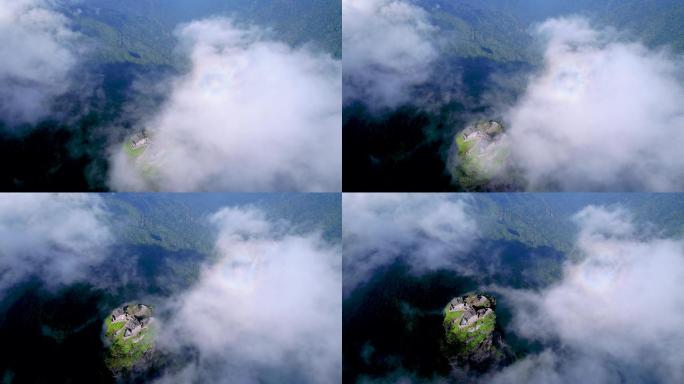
[60,0,341,67]
[417,0,684,63]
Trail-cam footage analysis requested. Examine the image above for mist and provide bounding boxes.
[501,17,684,191]
[155,206,341,383]
[109,17,341,192]
[0,0,81,125]
[343,193,477,294]
[0,193,112,294]
[489,205,684,383]
[342,0,437,109]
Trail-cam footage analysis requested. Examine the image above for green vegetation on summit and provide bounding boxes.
[451,120,512,190]
[104,304,155,372]
[442,293,511,370]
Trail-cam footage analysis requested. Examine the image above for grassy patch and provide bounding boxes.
[443,307,463,328]
[105,317,126,338]
[444,305,496,356]
[105,326,154,370]
[456,134,475,156]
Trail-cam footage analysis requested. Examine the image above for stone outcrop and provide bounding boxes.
[443,293,512,372]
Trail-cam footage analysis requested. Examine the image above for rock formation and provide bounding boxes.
[450,120,513,190]
[442,293,512,372]
[104,303,155,374]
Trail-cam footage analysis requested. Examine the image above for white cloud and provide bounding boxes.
[343,0,437,108]
[156,206,341,383]
[502,17,684,191]
[343,194,477,293]
[0,0,81,125]
[109,18,341,192]
[0,193,112,293]
[490,205,684,383]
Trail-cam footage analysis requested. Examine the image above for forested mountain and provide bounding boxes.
[61,0,340,65]
[472,193,684,251]
[416,0,684,63]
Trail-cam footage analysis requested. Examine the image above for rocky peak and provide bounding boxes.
[460,121,504,146]
[442,293,511,372]
[447,294,494,330]
[104,303,157,377]
[108,303,153,341]
[450,120,512,190]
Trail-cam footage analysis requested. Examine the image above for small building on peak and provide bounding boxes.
[130,132,151,150]
[111,308,126,323]
[124,317,142,338]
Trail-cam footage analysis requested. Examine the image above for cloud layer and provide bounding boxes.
[0,0,80,125]
[343,194,477,293]
[503,17,684,191]
[342,0,437,108]
[109,18,341,192]
[491,205,684,383]
[0,193,112,294]
[156,206,341,383]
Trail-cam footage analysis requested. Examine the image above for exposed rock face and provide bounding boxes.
[450,120,512,190]
[442,293,512,372]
